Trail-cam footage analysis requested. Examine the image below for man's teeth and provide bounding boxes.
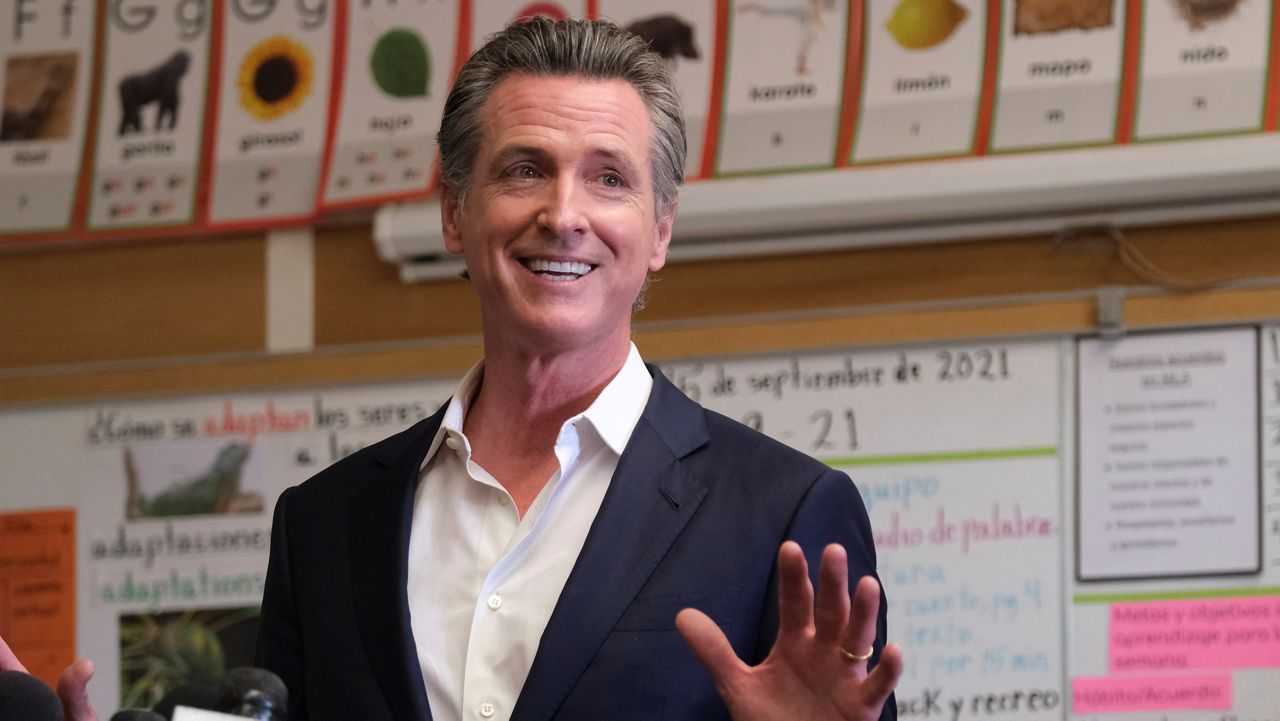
[525,259,594,278]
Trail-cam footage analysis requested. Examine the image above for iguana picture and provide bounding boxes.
[124,442,263,519]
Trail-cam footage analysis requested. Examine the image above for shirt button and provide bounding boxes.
[479,702,496,718]
[445,436,461,450]
[487,594,502,611]
[497,495,509,506]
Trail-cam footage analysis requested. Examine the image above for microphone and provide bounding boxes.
[111,710,166,721]
[0,669,64,721]
[216,667,287,721]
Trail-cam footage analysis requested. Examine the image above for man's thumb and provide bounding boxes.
[57,658,99,721]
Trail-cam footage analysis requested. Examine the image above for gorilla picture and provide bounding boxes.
[118,50,191,136]
[625,14,700,65]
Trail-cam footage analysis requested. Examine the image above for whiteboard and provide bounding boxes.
[663,338,1068,719]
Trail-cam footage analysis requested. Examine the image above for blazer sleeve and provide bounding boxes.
[256,486,309,721]
[753,468,897,721]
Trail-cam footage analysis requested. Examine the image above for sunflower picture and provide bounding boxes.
[238,35,313,121]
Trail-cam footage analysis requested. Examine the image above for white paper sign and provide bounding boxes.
[990,0,1126,151]
[0,0,96,234]
[717,0,849,174]
[470,0,590,53]
[61,379,453,713]
[1134,0,1271,139]
[597,1,717,178]
[88,0,212,229]
[173,707,245,721]
[320,0,461,208]
[206,0,335,226]
[854,0,986,163]
[1077,327,1261,580]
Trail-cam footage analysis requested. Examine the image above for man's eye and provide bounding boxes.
[508,164,538,179]
[601,173,624,188]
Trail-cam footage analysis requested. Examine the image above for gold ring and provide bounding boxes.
[839,645,874,662]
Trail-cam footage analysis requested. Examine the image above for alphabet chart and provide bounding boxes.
[88,0,213,230]
[0,0,96,235]
[204,0,336,228]
[318,0,461,209]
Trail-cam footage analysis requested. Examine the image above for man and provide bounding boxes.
[0,19,900,721]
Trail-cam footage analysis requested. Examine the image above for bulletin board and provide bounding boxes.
[3,323,1277,720]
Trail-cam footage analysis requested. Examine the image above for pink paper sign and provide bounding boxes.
[1109,596,1280,672]
[1073,675,1232,714]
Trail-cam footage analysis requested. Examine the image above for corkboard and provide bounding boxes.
[1,215,1278,406]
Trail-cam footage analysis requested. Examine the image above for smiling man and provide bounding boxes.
[0,18,900,721]
[252,18,900,721]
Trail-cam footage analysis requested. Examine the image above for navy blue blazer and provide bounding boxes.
[256,367,895,721]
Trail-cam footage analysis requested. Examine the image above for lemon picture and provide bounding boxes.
[886,0,968,50]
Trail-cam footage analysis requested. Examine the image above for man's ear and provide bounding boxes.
[649,200,676,272]
[441,184,464,255]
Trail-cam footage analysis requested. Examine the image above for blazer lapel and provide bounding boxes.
[349,410,445,721]
[512,370,710,721]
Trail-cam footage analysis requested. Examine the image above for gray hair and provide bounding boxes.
[437,18,687,218]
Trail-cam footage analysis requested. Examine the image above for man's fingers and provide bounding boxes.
[861,642,905,710]
[842,575,881,668]
[776,541,813,636]
[813,544,850,645]
[57,658,99,721]
[676,608,745,693]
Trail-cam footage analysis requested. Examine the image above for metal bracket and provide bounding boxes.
[1096,285,1127,338]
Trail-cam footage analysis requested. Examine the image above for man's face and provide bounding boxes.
[441,74,674,355]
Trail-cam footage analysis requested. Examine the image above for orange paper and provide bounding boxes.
[0,508,76,688]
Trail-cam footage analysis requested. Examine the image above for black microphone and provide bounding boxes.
[152,682,219,719]
[216,667,287,721]
[110,710,165,721]
[0,669,64,721]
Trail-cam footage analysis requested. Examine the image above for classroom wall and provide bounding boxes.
[2,212,1279,719]
[1,214,1279,405]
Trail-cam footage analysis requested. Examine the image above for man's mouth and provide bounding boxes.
[521,258,596,281]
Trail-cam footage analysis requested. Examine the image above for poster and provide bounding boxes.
[596,0,718,179]
[664,339,1066,720]
[469,0,590,53]
[69,379,454,713]
[989,0,1127,151]
[0,508,76,690]
[1077,327,1260,581]
[1133,0,1273,140]
[853,0,986,163]
[204,0,336,228]
[1069,325,1280,721]
[716,0,850,175]
[319,0,461,209]
[87,0,213,231]
[0,0,96,235]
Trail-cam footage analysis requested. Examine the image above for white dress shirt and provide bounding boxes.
[405,344,654,721]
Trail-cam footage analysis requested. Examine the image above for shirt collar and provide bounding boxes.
[574,343,652,456]
[423,344,652,466]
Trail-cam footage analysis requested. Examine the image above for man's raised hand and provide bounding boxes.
[676,542,902,721]
[0,633,99,721]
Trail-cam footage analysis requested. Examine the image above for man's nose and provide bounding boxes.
[537,177,588,242]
